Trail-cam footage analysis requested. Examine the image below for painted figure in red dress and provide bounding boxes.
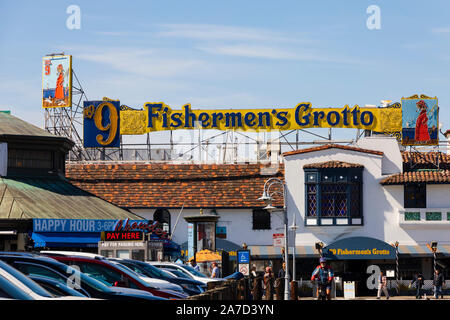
[54,64,65,101]
[414,100,430,142]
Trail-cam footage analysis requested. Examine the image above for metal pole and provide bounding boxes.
[395,243,399,295]
[433,250,436,275]
[290,212,298,282]
[284,210,289,300]
[283,183,290,300]
[292,237,296,282]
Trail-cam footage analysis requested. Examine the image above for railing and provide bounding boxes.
[187,277,302,300]
[399,208,450,228]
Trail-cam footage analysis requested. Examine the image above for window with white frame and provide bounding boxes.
[304,167,363,226]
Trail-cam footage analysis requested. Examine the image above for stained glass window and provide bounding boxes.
[305,167,362,223]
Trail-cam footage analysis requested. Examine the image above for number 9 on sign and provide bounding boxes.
[83,100,120,148]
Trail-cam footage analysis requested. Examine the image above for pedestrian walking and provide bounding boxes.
[377,271,390,299]
[432,269,445,299]
[409,272,425,299]
[277,261,292,280]
[211,262,221,279]
[190,260,200,272]
[250,265,257,279]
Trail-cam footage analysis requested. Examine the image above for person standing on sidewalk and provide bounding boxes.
[410,272,425,299]
[377,271,390,299]
[432,269,445,299]
[263,266,274,300]
[211,262,221,279]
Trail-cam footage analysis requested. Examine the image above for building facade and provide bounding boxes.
[0,112,143,252]
[67,135,450,286]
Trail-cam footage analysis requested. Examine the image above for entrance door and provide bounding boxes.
[344,260,372,296]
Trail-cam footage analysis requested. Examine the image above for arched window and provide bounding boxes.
[153,209,171,233]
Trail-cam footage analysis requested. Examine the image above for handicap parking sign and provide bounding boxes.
[237,250,250,264]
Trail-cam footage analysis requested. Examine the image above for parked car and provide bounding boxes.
[0,254,165,300]
[224,271,244,280]
[109,258,206,295]
[160,268,193,279]
[148,262,222,285]
[0,259,93,300]
[28,275,88,297]
[40,251,187,297]
[44,254,188,299]
[108,260,185,294]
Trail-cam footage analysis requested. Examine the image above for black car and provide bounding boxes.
[109,258,206,295]
[0,253,166,300]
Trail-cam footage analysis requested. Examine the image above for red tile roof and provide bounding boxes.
[380,170,450,185]
[65,149,449,209]
[282,144,383,157]
[401,151,449,170]
[67,163,284,209]
[303,161,364,169]
[444,129,450,137]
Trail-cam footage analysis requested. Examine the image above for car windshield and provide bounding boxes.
[33,277,87,297]
[123,261,173,279]
[179,264,208,278]
[109,261,154,287]
[49,263,113,292]
[0,273,34,300]
[0,260,53,297]
[60,264,112,293]
[163,269,192,279]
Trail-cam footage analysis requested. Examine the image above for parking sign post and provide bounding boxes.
[237,250,250,276]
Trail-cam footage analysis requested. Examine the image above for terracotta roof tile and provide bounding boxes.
[282,144,383,157]
[67,163,284,208]
[303,161,363,169]
[401,151,449,170]
[444,129,450,137]
[380,170,450,185]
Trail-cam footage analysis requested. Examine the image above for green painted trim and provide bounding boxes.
[426,212,442,221]
[404,212,420,221]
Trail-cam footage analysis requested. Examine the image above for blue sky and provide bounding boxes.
[1,0,450,145]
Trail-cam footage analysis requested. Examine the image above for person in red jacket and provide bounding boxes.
[311,257,334,300]
[414,100,430,142]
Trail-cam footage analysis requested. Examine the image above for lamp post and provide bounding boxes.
[289,213,298,282]
[258,177,289,300]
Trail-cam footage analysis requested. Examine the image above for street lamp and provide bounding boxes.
[289,213,298,282]
[259,177,289,300]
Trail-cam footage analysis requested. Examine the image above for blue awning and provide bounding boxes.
[32,232,100,248]
[322,237,397,260]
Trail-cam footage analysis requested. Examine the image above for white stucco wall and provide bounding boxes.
[354,136,402,175]
[283,138,450,247]
[130,137,450,250]
[427,185,450,208]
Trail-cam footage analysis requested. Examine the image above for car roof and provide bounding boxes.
[40,251,105,259]
[0,253,61,264]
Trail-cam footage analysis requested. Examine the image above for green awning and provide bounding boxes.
[0,177,142,220]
